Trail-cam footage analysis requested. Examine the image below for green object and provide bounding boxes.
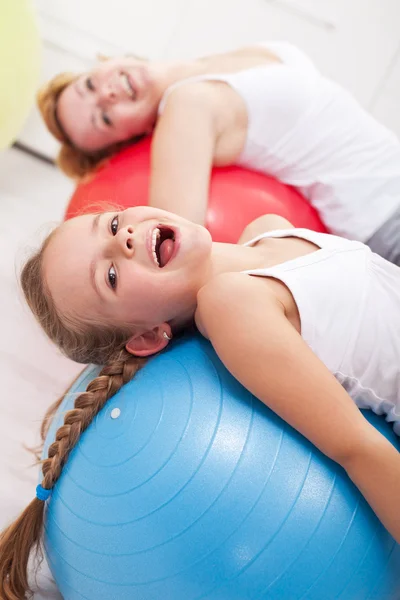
[0,0,41,149]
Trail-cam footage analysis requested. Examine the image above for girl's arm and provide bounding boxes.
[149,83,228,225]
[196,273,400,543]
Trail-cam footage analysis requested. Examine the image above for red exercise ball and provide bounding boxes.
[66,137,327,242]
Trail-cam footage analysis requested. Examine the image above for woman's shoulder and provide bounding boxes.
[157,42,288,116]
[157,76,221,119]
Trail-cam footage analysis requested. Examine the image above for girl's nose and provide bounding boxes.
[115,226,134,257]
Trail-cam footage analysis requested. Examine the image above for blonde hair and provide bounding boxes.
[37,70,144,180]
[0,229,149,599]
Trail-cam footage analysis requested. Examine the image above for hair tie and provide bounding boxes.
[36,484,52,502]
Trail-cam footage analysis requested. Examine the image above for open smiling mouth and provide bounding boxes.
[121,72,137,100]
[151,226,175,268]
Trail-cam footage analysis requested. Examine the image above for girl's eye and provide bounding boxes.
[86,77,95,91]
[108,265,117,290]
[110,215,119,235]
[102,112,112,127]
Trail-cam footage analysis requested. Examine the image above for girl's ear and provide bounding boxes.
[125,324,172,357]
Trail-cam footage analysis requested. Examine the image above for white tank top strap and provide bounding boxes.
[257,41,318,74]
[243,227,360,251]
[158,41,316,117]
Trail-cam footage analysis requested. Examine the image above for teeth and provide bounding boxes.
[151,227,160,267]
[121,73,136,99]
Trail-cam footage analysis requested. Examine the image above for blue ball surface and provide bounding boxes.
[43,335,400,599]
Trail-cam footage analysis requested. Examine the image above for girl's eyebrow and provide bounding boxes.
[90,259,104,302]
[92,213,101,234]
[90,214,106,303]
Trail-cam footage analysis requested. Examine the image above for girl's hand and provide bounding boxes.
[196,272,400,543]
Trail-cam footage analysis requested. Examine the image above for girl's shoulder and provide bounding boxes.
[238,215,294,245]
[195,270,287,340]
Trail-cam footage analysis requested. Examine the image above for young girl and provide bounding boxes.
[1,206,400,599]
[39,41,400,263]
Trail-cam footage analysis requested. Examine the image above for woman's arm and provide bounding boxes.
[196,273,400,543]
[149,83,221,225]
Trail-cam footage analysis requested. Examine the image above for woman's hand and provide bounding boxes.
[196,272,400,543]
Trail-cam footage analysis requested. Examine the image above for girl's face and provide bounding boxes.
[57,57,162,152]
[43,206,212,336]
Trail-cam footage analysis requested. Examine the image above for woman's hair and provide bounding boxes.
[0,230,150,599]
[37,70,144,180]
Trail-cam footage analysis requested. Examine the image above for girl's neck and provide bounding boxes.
[207,241,271,280]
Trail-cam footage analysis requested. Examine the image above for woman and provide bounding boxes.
[39,41,400,262]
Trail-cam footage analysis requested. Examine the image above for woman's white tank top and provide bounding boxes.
[158,42,400,242]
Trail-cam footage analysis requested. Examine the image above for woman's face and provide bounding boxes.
[43,206,213,336]
[57,57,162,152]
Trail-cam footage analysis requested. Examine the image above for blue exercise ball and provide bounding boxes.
[43,335,400,599]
